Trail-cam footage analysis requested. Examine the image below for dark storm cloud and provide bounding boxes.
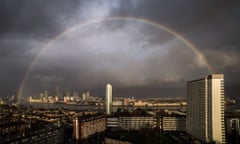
[111,0,240,50]
[22,21,209,98]
[0,0,240,98]
[0,0,87,38]
[111,0,240,97]
[114,0,240,31]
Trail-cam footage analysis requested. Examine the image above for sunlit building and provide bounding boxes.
[73,114,105,140]
[106,84,112,115]
[106,109,156,130]
[156,110,186,131]
[73,117,80,140]
[119,116,156,130]
[186,74,225,143]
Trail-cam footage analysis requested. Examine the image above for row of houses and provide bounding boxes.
[106,110,186,131]
[72,109,240,142]
[72,110,186,140]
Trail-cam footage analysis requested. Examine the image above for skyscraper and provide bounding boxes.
[106,83,112,115]
[186,74,225,143]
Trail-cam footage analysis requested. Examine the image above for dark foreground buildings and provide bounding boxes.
[0,118,63,144]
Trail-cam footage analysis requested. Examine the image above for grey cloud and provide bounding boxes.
[205,48,240,85]
[0,0,85,38]
[21,21,210,97]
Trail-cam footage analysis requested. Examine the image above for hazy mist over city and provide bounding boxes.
[0,0,240,98]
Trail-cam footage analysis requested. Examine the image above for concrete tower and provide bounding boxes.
[186,74,225,143]
[106,83,112,115]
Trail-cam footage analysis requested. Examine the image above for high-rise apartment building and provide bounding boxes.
[186,74,225,143]
[106,84,112,115]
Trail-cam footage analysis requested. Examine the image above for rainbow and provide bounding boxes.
[17,16,214,103]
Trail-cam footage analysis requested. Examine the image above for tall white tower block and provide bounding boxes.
[186,74,225,143]
[106,83,112,115]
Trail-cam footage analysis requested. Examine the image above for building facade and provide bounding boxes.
[107,116,156,130]
[161,115,186,131]
[106,109,187,132]
[106,84,113,115]
[226,118,240,136]
[119,116,156,130]
[186,74,225,143]
[73,114,106,140]
[156,110,186,131]
[106,117,119,129]
[0,123,63,144]
[0,119,31,137]
[106,109,157,130]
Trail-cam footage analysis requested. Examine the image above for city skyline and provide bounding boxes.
[0,1,240,99]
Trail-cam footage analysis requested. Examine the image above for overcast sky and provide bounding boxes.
[0,0,240,99]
